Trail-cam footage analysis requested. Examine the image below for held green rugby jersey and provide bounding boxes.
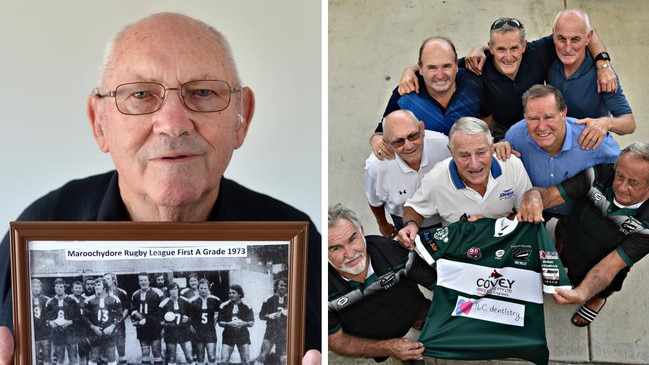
[414,217,571,365]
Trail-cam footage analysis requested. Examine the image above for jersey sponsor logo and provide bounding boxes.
[511,245,532,266]
[619,218,640,235]
[539,250,558,260]
[378,271,397,289]
[436,260,543,303]
[432,227,449,243]
[498,188,514,200]
[336,297,349,307]
[452,295,525,327]
[592,192,604,202]
[476,269,515,295]
[467,247,482,261]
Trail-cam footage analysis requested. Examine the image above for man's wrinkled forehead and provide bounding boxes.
[103,16,235,85]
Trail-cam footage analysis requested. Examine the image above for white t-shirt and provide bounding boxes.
[365,130,450,227]
[405,154,532,226]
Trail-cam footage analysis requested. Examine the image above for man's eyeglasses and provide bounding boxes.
[490,18,524,30]
[92,80,241,115]
[384,130,422,148]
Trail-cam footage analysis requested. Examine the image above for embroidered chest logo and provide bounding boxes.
[467,247,482,261]
[379,272,398,289]
[398,190,407,195]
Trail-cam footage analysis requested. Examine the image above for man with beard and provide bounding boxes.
[153,274,169,298]
[327,204,436,362]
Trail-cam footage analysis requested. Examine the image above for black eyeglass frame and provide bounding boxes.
[91,80,242,115]
[490,18,524,30]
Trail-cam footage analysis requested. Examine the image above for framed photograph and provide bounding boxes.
[10,221,308,365]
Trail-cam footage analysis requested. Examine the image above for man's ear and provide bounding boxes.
[234,86,255,149]
[87,95,110,153]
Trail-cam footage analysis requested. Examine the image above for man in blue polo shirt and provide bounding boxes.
[369,37,491,160]
[548,9,635,150]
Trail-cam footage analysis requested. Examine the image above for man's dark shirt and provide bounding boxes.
[0,170,321,352]
[376,68,490,134]
[458,35,555,129]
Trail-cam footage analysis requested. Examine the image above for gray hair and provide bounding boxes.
[328,203,363,232]
[489,17,526,44]
[522,84,567,114]
[97,12,240,88]
[448,117,493,150]
[616,143,649,183]
[553,9,592,32]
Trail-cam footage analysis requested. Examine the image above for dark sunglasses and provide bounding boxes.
[490,18,523,30]
[385,130,422,148]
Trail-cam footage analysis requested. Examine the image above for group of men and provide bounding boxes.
[29,273,288,365]
[329,7,648,363]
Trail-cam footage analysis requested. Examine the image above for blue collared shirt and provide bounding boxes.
[547,54,632,119]
[504,117,621,215]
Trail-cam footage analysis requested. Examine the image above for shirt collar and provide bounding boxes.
[449,155,501,189]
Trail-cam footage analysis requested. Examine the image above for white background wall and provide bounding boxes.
[0,0,322,233]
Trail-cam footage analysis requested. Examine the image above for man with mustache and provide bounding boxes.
[0,12,321,364]
[328,204,436,362]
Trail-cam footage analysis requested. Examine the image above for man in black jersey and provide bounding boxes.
[518,142,649,326]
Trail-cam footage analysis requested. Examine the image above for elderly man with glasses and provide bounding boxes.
[398,16,616,142]
[364,109,449,237]
[0,12,321,364]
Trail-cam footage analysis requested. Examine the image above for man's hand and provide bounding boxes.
[596,64,617,93]
[553,287,587,305]
[103,324,116,336]
[493,141,520,161]
[378,222,397,238]
[576,117,610,150]
[464,45,488,75]
[385,338,425,361]
[516,189,545,224]
[396,224,418,250]
[302,349,321,365]
[0,326,13,365]
[398,66,419,95]
[370,134,394,160]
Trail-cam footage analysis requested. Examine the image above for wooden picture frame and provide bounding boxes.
[10,221,308,365]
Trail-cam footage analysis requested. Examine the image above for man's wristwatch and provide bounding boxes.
[594,51,610,63]
[403,219,419,229]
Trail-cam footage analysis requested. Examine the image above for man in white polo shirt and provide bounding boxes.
[365,110,450,237]
[397,117,532,248]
